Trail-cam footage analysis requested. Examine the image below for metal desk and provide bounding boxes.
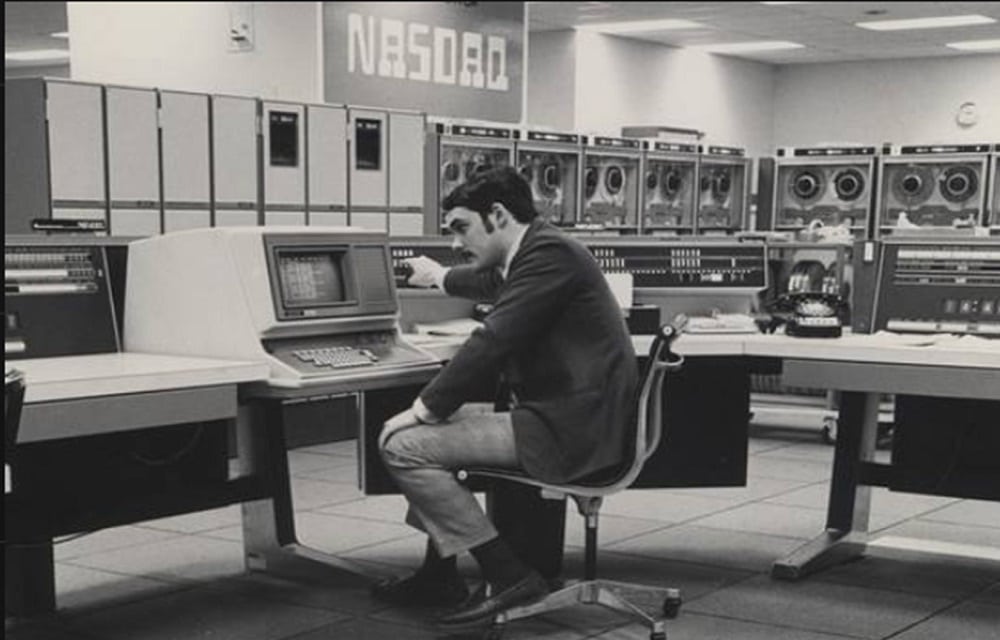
[745,334,1000,579]
[5,353,268,616]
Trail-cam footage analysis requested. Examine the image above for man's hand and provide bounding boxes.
[378,408,421,450]
[404,256,447,289]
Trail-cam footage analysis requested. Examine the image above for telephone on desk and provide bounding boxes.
[766,291,849,338]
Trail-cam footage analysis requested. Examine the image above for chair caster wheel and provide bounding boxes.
[483,623,505,640]
[662,594,682,618]
[650,632,667,640]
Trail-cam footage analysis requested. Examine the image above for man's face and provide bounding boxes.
[445,206,504,269]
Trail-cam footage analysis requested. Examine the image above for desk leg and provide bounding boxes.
[772,391,879,580]
[5,537,56,616]
[238,399,380,584]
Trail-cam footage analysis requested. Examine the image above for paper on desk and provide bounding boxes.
[868,331,941,346]
[870,331,1000,350]
[915,333,1000,350]
[414,317,484,337]
[603,272,634,310]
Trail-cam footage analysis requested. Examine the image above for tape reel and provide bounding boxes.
[604,165,625,196]
[645,170,659,193]
[789,169,825,205]
[584,167,598,200]
[712,168,732,202]
[890,165,934,207]
[661,166,684,200]
[540,163,562,197]
[939,165,979,203]
[833,168,865,202]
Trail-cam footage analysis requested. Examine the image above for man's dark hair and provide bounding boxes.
[442,166,538,225]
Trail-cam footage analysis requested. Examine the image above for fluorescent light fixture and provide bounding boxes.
[761,2,806,5]
[947,38,1000,51]
[5,49,70,62]
[857,15,996,31]
[693,40,804,53]
[577,19,703,33]
[50,31,70,39]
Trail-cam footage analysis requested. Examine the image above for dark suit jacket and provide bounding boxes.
[419,219,638,484]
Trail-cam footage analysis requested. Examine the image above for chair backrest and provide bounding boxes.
[576,323,683,493]
[620,324,684,488]
[5,369,26,458]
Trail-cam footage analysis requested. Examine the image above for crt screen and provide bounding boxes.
[277,251,347,307]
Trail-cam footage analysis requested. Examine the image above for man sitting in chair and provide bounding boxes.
[376,166,638,629]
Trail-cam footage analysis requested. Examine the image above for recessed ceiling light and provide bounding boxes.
[946,38,1000,51]
[857,15,996,31]
[576,19,703,34]
[5,49,70,62]
[50,31,70,39]
[692,41,805,53]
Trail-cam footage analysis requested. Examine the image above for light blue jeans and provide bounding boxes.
[379,405,521,558]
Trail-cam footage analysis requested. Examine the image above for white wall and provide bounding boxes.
[67,2,319,101]
[569,31,776,161]
[774,54,1000,148]
[525,30,577,131]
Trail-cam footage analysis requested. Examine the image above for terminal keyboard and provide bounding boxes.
[292,347,378,369]
[264,330,439,381]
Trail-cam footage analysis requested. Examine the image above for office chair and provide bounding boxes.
[461,324,685,640]
[6,369,26,494]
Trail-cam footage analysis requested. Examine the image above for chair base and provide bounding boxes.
[486,579,681,640]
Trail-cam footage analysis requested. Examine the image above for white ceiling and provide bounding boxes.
[529,1,1000,64]
[5,2,1000,67]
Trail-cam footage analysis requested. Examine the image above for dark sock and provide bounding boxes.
[418,539,459,581]
[470,536,532,590]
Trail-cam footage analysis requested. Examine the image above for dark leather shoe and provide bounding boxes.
[436,572,549,629]
[371,571,469,607]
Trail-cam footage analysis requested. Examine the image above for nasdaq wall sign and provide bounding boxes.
[324,2,524,122]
